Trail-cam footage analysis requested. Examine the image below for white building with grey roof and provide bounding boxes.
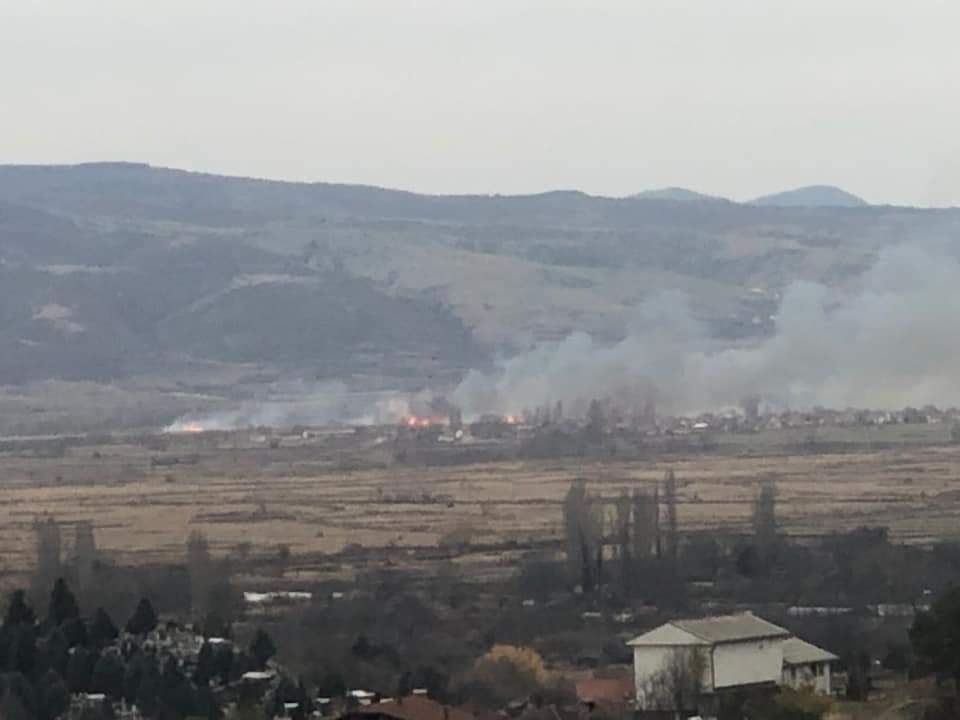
[627,612,836,713]
[780,637,838,695]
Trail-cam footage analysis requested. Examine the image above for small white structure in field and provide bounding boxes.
[781,637,837,695]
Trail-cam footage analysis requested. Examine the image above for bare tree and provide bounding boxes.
[638,647,707,714]
[586,399,606,442]
[752,477,778,549]
[31,516,62,609]
[187,530,212,617]
[73,521,97,593]
[632,488,659,560]
[662,470,679,560]
[563,479,601,592]
[613,491,632,594]
[741,395,761,425]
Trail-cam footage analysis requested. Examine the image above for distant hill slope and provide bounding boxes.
[0,163,957,388]
[631,187,728,203]
[750,185,868,208]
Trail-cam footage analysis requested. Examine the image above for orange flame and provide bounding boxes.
[403,415,448,428]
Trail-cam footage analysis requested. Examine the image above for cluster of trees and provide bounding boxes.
[562,471,678,598]
[25,523,243,647]
[559,472,960,612]
[0,579,279,720]
[185,531,243,637]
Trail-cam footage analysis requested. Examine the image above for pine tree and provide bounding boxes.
[125,598,158,636]
[47,579,79,627]
[194,642,215,686]
[66,646,96,694]
[249,629,276,669]
[3,591,35,628]
[37,669,69,720]
[91,652,125,698]
[8,624,37,675]
[90,608,118,649]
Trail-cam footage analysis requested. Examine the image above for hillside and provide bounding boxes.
[631,187,728,203]
[750,185,869,208]
[2,163,959,427]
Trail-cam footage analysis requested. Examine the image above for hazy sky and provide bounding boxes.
[2,0,959,205]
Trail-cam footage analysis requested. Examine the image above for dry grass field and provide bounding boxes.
[2,424,960,591]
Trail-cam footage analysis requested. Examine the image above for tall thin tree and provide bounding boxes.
[662,470,679,561]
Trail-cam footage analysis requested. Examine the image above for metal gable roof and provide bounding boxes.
[782,637,838,666]
[628,613,790,647]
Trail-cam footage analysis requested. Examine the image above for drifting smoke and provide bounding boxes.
[165,381,413,432]
[453,246,960,418]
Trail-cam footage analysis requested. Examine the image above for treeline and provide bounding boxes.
[546,472,960,611]
[0,577,288,720]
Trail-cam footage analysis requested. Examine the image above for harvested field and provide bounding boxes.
[2,425,960,590]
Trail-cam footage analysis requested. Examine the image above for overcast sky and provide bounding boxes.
[2,0,958,205]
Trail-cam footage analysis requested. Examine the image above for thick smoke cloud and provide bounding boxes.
[453,246,960,418]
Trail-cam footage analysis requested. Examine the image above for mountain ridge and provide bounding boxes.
[1,162,957,395]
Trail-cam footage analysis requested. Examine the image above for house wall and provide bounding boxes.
[712,638,784,689]
[781,662,832,695]
[633,645,715,705]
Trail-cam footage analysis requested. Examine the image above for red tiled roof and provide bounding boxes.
[353,696,475,720]
[574,677,634,705]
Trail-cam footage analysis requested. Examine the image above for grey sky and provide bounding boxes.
[2,0,958,205]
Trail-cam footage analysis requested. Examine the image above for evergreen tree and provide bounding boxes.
[37,670,69,720]
[66,647,97,694]
[48,579,79,627]
[3,592,35,628]
[125,598,158,636]
[912,586,960,685]
[249,629,276,669]
[160,656,198,719]
[316,671,346,699]
[91,652,125,698]
[296,679,313,716]
[8,625,37,676]
[212,643,234,682]
[196,683,222,720]
[41,629,70,677]
[90,608,119,649]
[0,687,30,720]
[132,653,161,718]
[194,641,215,686]
[62,617,89,649]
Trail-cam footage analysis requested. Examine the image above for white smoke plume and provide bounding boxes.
[165,380,412,432]
[453,246,960,418]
